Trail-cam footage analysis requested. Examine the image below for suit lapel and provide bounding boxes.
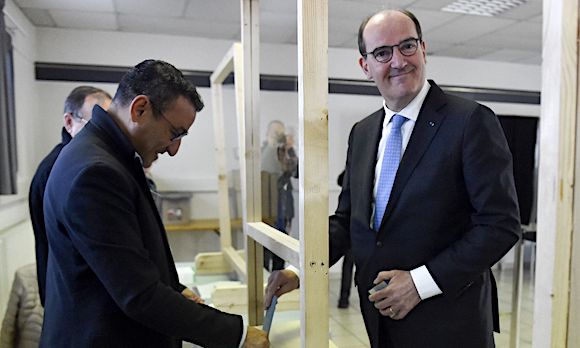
[380,81,448,228]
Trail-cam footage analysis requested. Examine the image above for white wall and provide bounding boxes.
[0,0,38,323]
[33,27,541,219]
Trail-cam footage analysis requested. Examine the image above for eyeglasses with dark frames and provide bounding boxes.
[363,37,421,63]
[150,101,188,142]
[159,112,188,142]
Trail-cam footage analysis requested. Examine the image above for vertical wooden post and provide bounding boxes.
[533,0,579,346]
[211,75,233,251]
[240,0,263,326]
[297,0,329,347]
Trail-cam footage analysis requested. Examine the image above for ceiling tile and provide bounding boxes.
[261,0,296,14]
[497,0,542,20]
[115,0,188,18]
[330,0,385,21]
[426,15,517,44]
[434,44,499,59]
[118,13,240,39]
[410,0,459,11]
[478,49,539,63]
[50,10,118,31]
[10,0,544,65]
[424,40,454,55]
[20,7,56,26]
[517,54,542,65]
[529,14,542,23]
[16,0,114,12]
[471,21,541,52]
[404,8,461,31]
[185,0,239,22]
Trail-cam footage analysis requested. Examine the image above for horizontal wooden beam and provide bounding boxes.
[246,222,300,268]
[212,285,300,314]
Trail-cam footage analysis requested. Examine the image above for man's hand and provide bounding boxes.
[368,270,421,320]
[243,326,269,347]
[181,287,203,304]
[264,269,299,309]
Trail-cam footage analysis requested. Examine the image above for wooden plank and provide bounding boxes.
[212,285,300,313]
[246,222,300,268]
[164,218,242,232]
[211,43,237,251]
[210,44,235,85]
[223,246,247,280]
[240,0,264,326]
[297,0,329,347]
[195,251,232,274]
[534,0,578,346]
[569,8,580,346]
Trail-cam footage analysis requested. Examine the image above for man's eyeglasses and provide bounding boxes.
[362,38,421,63]
[159,112,188,142]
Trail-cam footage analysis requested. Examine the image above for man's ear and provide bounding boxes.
[359,56,372,80]
[129,95,150,123]
[63,113,74,135]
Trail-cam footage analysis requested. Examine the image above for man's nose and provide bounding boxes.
[390,47,407,68]
[167,140,181,156]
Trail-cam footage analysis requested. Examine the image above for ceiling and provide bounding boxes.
[13,0,543,65]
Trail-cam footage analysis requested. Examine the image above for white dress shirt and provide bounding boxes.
[373,80,441,300]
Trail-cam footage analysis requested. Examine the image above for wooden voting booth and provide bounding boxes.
[196,0,332,346]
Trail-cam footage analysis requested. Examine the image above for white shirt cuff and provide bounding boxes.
[238,315,248,348]
[286,264,299,277]
[410,265,442,300]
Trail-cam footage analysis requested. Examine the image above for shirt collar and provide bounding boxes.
[382,79,430,125]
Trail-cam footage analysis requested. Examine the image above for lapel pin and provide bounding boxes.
[428,121,435,127]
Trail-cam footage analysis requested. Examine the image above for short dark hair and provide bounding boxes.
[64,86,112,119]
[113,60,204,117]
[357,9,423,56]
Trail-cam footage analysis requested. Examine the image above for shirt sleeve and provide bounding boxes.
[410,265,443,299]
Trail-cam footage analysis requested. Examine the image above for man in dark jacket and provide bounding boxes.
[28,86,111,305]
[41,60,268,348]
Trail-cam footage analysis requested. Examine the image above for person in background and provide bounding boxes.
[41,60,268,348]
[265,9,520,348]
[261,120,298,272]
[28,86,112,306]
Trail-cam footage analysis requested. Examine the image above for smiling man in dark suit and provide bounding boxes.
[265,9,520,347]
[41,60,268,348]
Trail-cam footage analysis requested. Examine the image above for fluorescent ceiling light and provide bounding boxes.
[441,0,528,17]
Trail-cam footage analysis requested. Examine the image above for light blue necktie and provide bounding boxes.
[374,114,407,231]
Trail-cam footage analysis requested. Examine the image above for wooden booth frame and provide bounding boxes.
[204,1,332,346]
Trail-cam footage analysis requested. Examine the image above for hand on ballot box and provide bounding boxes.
[264,269,300,309]
[244,326,269,347]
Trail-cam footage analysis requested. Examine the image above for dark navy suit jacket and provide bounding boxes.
[29,127,72,306]
[41,106,243,348]
[329,81,521,347]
